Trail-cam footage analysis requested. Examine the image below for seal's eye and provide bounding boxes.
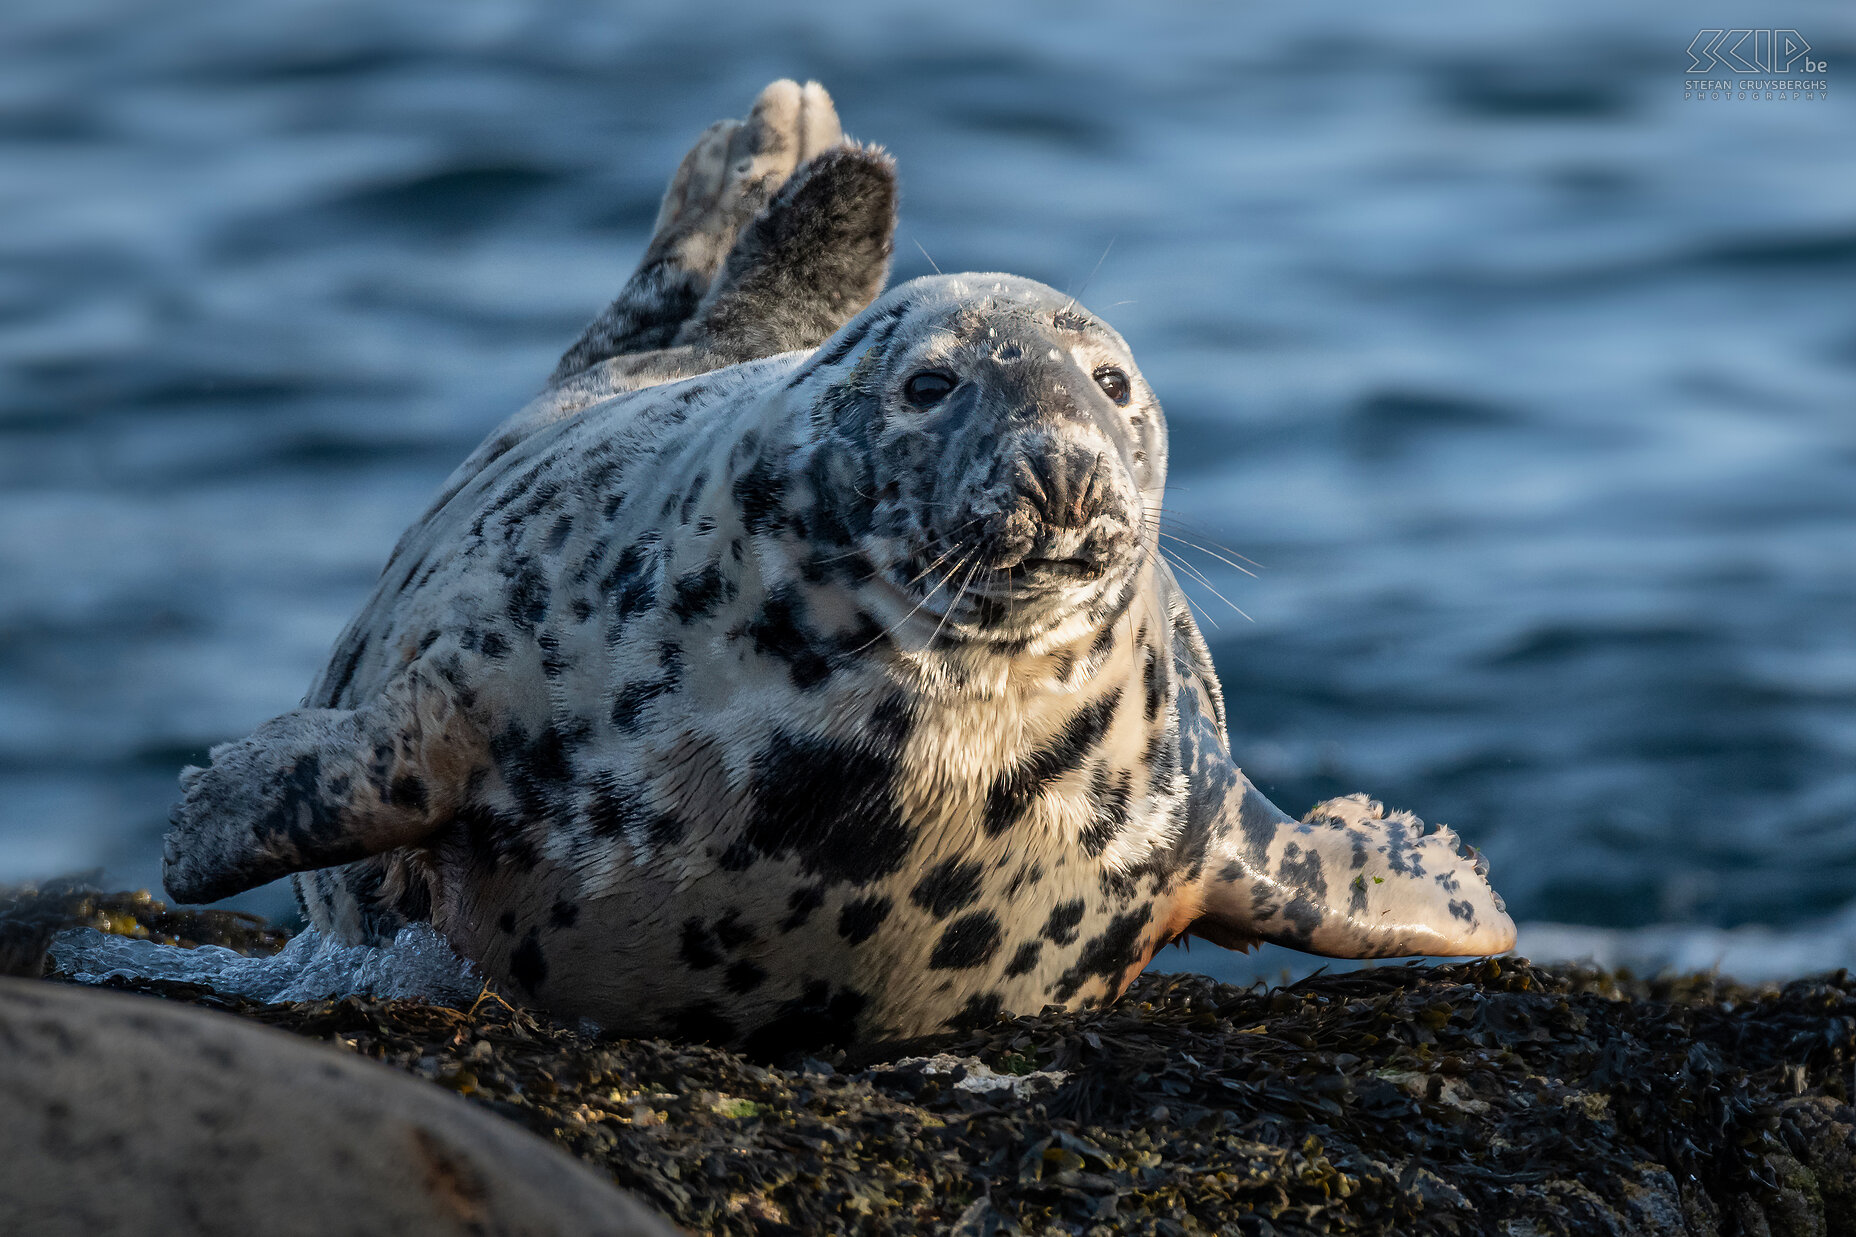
[1094,366,1131,406]
[903,370,956,408]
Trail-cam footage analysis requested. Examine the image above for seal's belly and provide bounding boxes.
[432,818,1187,1050]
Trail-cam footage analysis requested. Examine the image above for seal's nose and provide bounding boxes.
[1019,444,1109,530]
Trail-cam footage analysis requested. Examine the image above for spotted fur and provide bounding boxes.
[163,81,1514,1051]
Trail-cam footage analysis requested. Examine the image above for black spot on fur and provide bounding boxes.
[678,472,709,525]
[1099,865,1145,901]
[388,774,428,813]
[325,638,368,705]
[1051,909,1149,1002]
[509,928,548,993]
[909,857,985,920]
[600,539,661,631]
[393,872,432,923]
[715,837,756,871]
[982,689,1124,836]
[584,773,640,838]
[734,454,789,536]
[497,910,517,935]
[745,586,833,690]
[1004,940,1042,977]
[679,918,722,970]
[1142,641,1165,721]
[669,559,736,622]
[506,560,551,631]
[549,899,579,929]
[712,909,754,951]
[725,959,769,994]
[741,980,867,1060]
[252,753,346,856]
[948,991,1006,1030]
[668,1001,738,1045]
[478,629,509,659]
[1042,898,1086,946]
[610,640,685,731]
[837,895,892,945]
[544,514,574,552]
[744,732,914,885]
[455,802,541,873]
[491,721,577,829]
[929,911,1003,970]
[867,691,913,750]
[1087,623,1116,670]
[782,885,825,932]
[1079,766,1133,858]
[539,631,573,679]
[1006,863,1045,898]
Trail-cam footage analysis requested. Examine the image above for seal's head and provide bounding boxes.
[802,274,1165,649]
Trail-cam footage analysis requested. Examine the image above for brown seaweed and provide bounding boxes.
[28,893,1856,1235]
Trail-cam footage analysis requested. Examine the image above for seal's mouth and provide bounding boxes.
[1003,556,1104,580]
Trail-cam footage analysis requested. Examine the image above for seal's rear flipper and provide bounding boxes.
[551,79,845,385]
[675,143,897,365]
[1187,787,1517,959]
[162,668,478,905]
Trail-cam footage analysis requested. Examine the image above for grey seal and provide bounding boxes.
[162,80,1514,1054]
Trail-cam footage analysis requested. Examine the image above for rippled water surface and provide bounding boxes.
[4,1,1854,969]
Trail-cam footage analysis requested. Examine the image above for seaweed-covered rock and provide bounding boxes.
[0,976,674,1237]
[0,880,285,977]
[25,893,1856,1234]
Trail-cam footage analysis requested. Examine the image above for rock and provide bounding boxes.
[0,977,674,1237]
[25,899,1856,1234]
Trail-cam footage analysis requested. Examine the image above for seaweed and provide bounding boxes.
[1,881,286,976]
[25,892,1856,1234]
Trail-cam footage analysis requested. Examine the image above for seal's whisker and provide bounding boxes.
[930,556,983,649]
[900,520,987,586]
[902,540,967,588]
[840,516,985,585]
[1163,549,1253,623]
[1062,236,1117,317]
[1158,531,1260,579]
[1154,515,1265,569]
[847,551,973,655]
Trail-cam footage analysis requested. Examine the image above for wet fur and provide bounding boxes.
[162,82,1513,1051]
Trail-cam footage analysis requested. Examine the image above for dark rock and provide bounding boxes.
[0,975,674,1237]
[27,895,1856,1234]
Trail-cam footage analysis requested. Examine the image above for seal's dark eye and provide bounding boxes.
[903,370,956,408]
[1094,366,1131,405]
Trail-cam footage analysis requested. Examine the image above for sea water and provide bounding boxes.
[3,0,1854,985]
[48,922,483,1005]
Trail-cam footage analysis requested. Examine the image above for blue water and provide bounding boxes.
[4,1,1854,975]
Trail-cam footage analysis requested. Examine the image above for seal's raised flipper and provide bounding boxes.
[162,666,480,905]
[1171,612,1516,959]
[673,143,896,366]
[550,79,845,386]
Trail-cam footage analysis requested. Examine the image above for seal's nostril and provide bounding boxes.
[1018,445,1108,530]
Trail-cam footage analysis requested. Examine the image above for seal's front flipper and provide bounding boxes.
[1187,784,1517,959]
[1171,621,1515,958]
[161,667,479,904]
[675,143,896,365]
[551,79,843,385]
